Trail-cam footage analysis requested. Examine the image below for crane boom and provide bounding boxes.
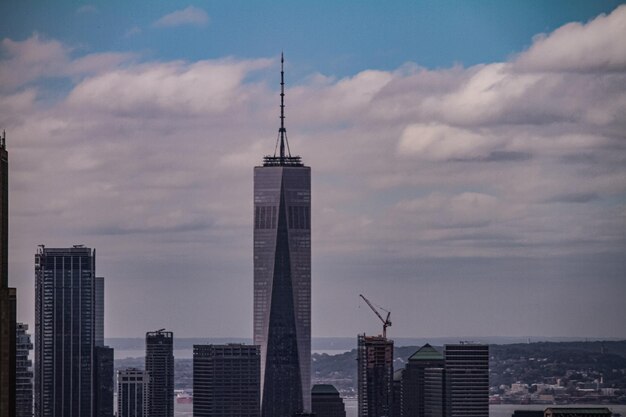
[359,294,392,338]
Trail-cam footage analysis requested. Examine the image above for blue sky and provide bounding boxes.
[1,2,625,339]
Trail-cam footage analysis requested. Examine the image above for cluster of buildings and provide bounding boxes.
[493,379,623,406]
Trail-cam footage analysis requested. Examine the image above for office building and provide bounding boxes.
[403,344,445,417]
[117,368,149,417]
[423,367,445,417]
[146,329,174,417]
[94,346,114,417]
[16,322,33,417]
[357,334,393,417]
[392,369,403,417]
[193,344,260,417]
[35,245,96,417]
[95,277,104,347]
[311,384,346,417]
[511,412,543,417]
[0,130,16,417]
[253,55,311,417]
[444,343,489,417]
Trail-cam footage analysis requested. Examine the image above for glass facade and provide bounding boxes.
[254,164,311,416]
[145,330,174,417]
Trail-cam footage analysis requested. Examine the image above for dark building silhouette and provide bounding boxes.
[511,411,543,417]
[444,343,489,417]
[545,408,612,417]
[117,368,149,417]
[311,384,346,417]
[145,329,174,417]
[193,344,260,417]
[16,322,33,417]
[0,130,16,417]
[423,367,445,417]
[94,346,114,417]
[402,344,445,417]
[357,334,393,417]
[254,55,311,417]
[35,245,97,417]
[95,277,105,347]
[392,369,403,417]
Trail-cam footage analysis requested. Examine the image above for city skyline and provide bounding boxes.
[1,1,625,340]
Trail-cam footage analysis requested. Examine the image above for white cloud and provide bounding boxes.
[153,6,209,28]
[515,5,626,72]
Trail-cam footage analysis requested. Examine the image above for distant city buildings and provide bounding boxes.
[145,329,174,417]
[311,384,346,417]
[117,368,149,417]
[253,55,311,417]
[0,130,16,417]
[193,344,260,417]
[15,322,33,417]
[357,334,394,417]
[34,245,113,417]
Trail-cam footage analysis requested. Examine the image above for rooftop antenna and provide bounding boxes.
[274,52,292,164]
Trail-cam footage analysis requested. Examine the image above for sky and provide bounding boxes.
[1,1,625,339]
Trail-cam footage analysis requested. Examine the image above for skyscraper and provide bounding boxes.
[403,344,445,417]
[0,130,16,417]
[95,277,105,347]
[193,344,260,417]
[35,245,96,417]
[357,334,394,417]
[145,329,174,417]
[443,343,489,417]
[253,55,311,416]
[15,322,33,417]
[94,346,114,417]
[117,368,149,417]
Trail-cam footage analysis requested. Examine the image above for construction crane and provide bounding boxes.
[359,294,392,339]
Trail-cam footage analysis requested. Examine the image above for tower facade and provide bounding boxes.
[403,344,445,417]
[193,344,260,417]
[0,131,16,417]
[117,368,149,417]
[311,384,346,417]
[34,246,96,417]
[254,55,311,416]
[357,334,394,417]
[443,343,489,417]
[16,322,33,417]
[145,330,174,417]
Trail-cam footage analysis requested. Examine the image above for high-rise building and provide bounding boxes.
[443,343,489,417]
[95,277,105,347]
[94,346,114,417]
[545,408,611,417]
[0,130,16,417]
[145,329,174,417]
[35,245,97,417]
[117,368,149,417]
[403,344,445,417]
[16,322,33,417]
[311,384,346,417]
[193,344,260,417]
[392,369,403,417]
[357,334,393,417]
[423,367,445,417]
[253,54,311,417]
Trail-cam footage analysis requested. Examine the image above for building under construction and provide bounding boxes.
[357,334,394,417]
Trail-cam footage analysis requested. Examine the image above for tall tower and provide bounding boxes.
[117,368,149,417]
[34,245,97,417]
[0,130,16,417]
[443,343,489,417]
[254,54,312,416]
[357,334,394,417]
[145,329,174,417]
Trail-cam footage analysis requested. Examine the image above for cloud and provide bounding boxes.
[515,5,626,72]
[153,6,209,28]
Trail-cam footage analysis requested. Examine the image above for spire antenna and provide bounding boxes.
[279,52,287,163]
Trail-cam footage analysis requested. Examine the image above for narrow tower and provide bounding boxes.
[254,54,312,416]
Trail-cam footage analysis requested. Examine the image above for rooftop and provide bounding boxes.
[409,343,444,361]
[311,384,339,395]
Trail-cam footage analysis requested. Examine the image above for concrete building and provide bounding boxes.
[254,55,311,417]
[403,344,445,417]
[444,343,489,417]
[193,344,260,417]
[16,322,33,417]
[117,368,149,417]
[34,245,97,417]
[357,334,393,417]
[0,130,16,417]
[311,384,346,417]
[145,329,174,417]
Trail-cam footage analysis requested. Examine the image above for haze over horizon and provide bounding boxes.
[1,1,625,339]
